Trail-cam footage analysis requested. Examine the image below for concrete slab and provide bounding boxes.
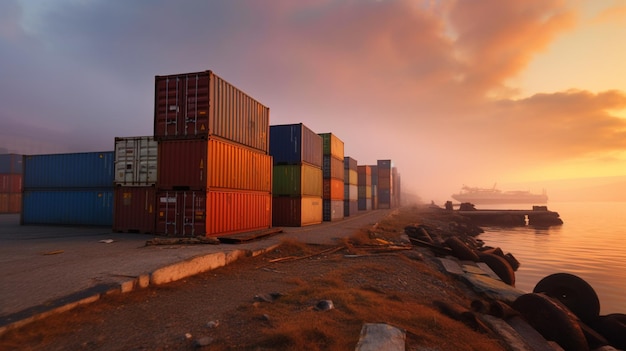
[0,210,391,335]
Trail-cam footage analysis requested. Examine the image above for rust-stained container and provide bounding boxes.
[318,133,344,160]
[114,136,158,186]
[0,154,23,174]
[343,200,358,217]
[323,199,343,221]
[357,166,371,186]
[323,178,344,200]
[270,124,323,167]
[0,174,22,193]
[272,196,323,227]
[157,138,272,192]
[156,189,271,237]
[0,193,21,213]
[113,186,156,233]
[154,71,269,153]
[272,164,322,197]
[323,155,344,180]
[344,184,358,201]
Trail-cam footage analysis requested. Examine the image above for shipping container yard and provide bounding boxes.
[3,70,402,236]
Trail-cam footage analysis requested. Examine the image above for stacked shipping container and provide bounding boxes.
[357,165,372,211]
[319,133,344,221]
[370,165,378,210]
[21,152,115,225]
[113,136,158,233]
[0,154,23,213]
[270,124,323,226]
[154,71,272,236]
[377,160,393,209]
[343,157,358,216]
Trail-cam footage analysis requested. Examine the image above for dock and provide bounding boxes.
[453,205,563,226]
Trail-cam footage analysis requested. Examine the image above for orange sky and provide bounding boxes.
[1,0,625,202]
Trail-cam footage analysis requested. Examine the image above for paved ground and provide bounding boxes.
[0,210,391,333]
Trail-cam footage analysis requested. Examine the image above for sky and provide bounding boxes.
[1,0,625,203]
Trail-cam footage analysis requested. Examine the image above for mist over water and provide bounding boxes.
[476,201,626,315]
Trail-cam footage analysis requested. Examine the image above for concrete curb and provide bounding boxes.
[0,244,280,337]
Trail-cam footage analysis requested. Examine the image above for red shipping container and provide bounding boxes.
[158,138,272,192]
[0,193,21,213]
[272,196,323,227]
[0,174,22,193]
[323,178,344,200]
[113,187,156,233]
[154,71,270,153]
[156,190,271,237]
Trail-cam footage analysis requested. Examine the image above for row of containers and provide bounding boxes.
[3,70,402,236]
[0,154,23,214]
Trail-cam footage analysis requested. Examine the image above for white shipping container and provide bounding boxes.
[114,136,158,186]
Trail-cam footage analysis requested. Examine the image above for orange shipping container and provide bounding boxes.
[113,187,156,233]
[156,190,271,237]
[158,138,272,192]
[0,193,21,213]
[323,178,344,200]
[272,196,323,227]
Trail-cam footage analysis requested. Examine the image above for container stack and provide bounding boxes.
[0,154,23,214]
[370,165,378,210]
[343,157,358,217]
[357,165,372,211]
[377,160,393,209]
[153,70,272,237]
[113,136,158,233]
[393,167,401,207]
[319,133,344,221]
[270,124,323,226]
[21,152,115,225]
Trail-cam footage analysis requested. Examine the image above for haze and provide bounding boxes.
[1,0,625,203]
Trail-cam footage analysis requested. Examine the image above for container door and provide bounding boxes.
[158,192,179,235]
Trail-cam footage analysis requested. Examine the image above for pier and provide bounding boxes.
[447,203,563,226]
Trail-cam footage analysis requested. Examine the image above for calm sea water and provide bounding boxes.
[476,201,626,315]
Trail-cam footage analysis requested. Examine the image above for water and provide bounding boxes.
[476,201,626,315]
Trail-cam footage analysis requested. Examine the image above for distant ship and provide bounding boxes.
[451,184,548,204]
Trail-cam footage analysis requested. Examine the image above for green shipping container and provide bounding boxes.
[272,164,323,197]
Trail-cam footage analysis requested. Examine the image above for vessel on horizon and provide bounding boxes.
[451,184,548,205]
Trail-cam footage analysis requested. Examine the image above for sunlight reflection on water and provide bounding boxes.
[477,202,626,315]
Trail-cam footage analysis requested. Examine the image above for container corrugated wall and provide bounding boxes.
[323,155,345,180]
[272,196,323,227]
[358,198,372,211]
[114,136,158,186]
[344,184,358,201]
[323,178,344,200]
[157,138,272,192]
[154,71,269,153]
[377,160,393,208]
[273,164,322,197]
[319,133,344,160]
[0,154,23,174]
[23,152,114,189]
[270,124,323,167]
[323,200,343,221]
[113,187,156,233]
[21,189,113,226]
[0,193,21,213]
[344,200,358,217]
[344,157,357,171]
[156,190,271,236]
[0,174,22,193]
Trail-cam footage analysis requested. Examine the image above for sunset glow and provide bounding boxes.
[1,0,625,203]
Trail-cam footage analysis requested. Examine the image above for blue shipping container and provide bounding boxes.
[0,154,23,174]
[23,151,114,189]
[21,189,113,226]
[270,124,323,167]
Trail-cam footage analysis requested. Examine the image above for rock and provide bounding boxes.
[206,320,219,328]
[354,323,406,351]
[195,336,213,347]
[315,300,334,311]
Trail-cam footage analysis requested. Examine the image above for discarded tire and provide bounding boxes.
[513,293,589,351]
[533,273,600,324]
[593,314,626,350]
[478,252,515,286]
[445,237,479,261]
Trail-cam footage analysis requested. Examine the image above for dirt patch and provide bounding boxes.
[0,206,507,350]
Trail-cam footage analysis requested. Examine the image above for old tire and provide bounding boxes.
[513,293,589,351]
[445,237,479,261]
[533,273,600,324]
[478,252,515,286]
[593,314,626,350]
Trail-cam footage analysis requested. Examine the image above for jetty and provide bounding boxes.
[446,203,563,226]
